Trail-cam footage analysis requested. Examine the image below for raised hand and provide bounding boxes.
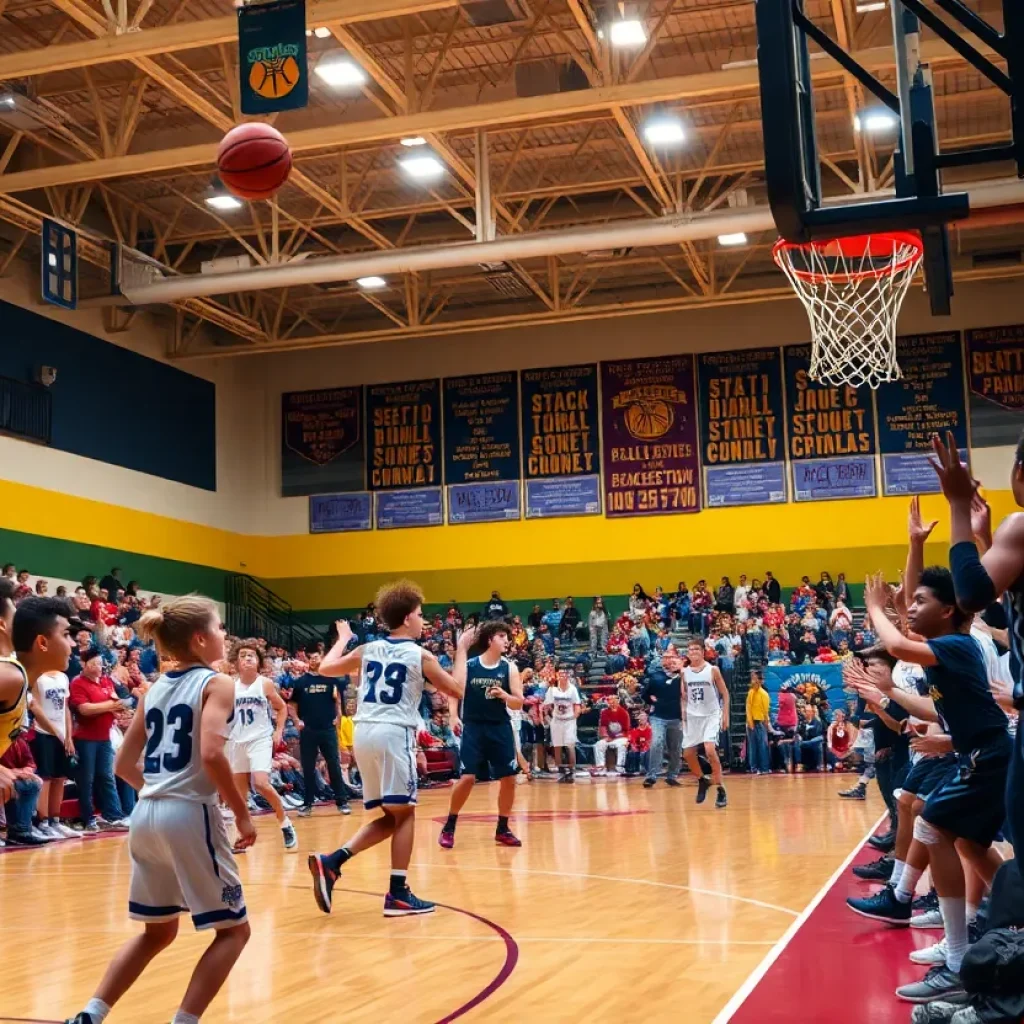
[908,495,938,545]
[971,491,993,548]
[929,431,974,506]
[863,571,889,612]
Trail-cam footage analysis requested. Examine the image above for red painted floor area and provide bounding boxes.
[729,840,946,1023]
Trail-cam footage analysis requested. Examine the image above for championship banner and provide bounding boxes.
[600,356,700,517]
[238,0,308,115]
[443,372,521,523]
[877,332,968,496]
[698,348,787,508]
[966,324,1024,448]
[365,378,442,528]
[784,345,877,502]
[521,363,600,518]
[281,387,364,497]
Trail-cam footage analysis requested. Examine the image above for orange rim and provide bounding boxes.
[773,231,924,284]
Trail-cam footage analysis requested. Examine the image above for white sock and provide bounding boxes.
[280,816,291,828]
[894,864,923,904]
[966,901,978,924]
[172,1012,200,1024]
[889,858,906,887]
[83,998,111,1022]
[939,896,969,973]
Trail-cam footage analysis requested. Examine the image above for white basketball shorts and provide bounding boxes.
[229,734,273,775]
[549,717,578,748]
[353,721,418,811]
[682,713,721,749]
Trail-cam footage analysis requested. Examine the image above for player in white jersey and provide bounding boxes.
[228,641,296,852]
[308,580,464,918]
[64,595,254,1024]
[681,641,730,808]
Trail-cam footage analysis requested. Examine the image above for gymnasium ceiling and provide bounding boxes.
[0,0,1019,356]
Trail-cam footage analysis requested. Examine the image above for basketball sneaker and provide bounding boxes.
[910,938,947,966]
[642,778,656,788]
[910,1003,965,1023]
[52,822,81,839]
[438,829,455,849]
[715,786,728,809]
[914,889,940,912]
[384,889,436,917]
[308,853,338,915]
[846,885,911,925]
[696,776,711,804]
[852,855,894,880]
[911,908,946,930]
[297,805,314,817]
[64,1016,97,1024]
[495,830,522,847]
[839,782,867,799]
[282,823,298,852]
[895,966,966,1004]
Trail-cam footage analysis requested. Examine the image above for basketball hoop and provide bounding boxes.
[773,231,924,389]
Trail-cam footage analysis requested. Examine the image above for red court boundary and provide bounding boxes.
[722,820,953,1023]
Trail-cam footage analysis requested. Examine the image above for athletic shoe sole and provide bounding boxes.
[896,988,967,1005]
[307,854,333,915]
[383,904,436,917]
[846,903,910,927]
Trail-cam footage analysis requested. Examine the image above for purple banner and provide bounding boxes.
[600,355,700,517]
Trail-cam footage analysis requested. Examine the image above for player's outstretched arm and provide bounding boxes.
[320,620,363,678]
[202,673,255,847]
[864,572,937,667]
[423,649,465,700]
[114,693,147,792]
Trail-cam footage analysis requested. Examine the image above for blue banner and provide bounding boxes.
[309,492,371,534]
[525,476,601,518]
[877,332,967,496]
[282,387,364,497]
[763,663,848,714]
[521,363,599,480]
[698,347,786,507]
[448,481,520,524]
[785,345,877,501]
[705,463,787,507]
[238,0,308,115]
[792,456,877,501]
[366,378,441,491]
[375,488,443,530]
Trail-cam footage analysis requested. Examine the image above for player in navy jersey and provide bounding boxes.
[850,566,1010,1005]
[439,620,525,849]
[308,580,464,918]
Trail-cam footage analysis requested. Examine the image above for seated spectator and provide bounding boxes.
[672,582,690,625]
[715,576,735,613]
[34,579,48,596]
[90,588,118,627]
[591,693,631,776]
[826,708,858,769]
[794,704,826,771]
[527,603,543,631]
[628,583,650,617]
[13,570,32,604]
[483,590,509,621]
[542,599,562,636]
[537,623,555,655]
[690,581,712,635]
[0,735,48,845]
[427,708,457,750]
[829,597,853,642]
[626,710,652,776]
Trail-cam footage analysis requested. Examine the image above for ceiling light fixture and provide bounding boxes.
[400,136,427,147]
[313,25,332,37]
[854,109,899,133]
[717,232,748,246]
[206,194,243,211]
[609,18,647,47]
[314,53,366,88]
[855,1,887,11]
[356,276,387,289]
[399,154,445,180]
[643,117,685,146]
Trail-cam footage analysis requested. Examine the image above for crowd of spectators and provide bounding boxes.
[1,561,871,848]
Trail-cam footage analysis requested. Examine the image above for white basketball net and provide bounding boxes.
[774,234,923,389]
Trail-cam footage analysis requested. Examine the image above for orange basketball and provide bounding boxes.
[216,122,292,201]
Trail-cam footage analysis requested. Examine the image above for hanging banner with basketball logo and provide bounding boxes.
[281,387,365,497]
[443,372,521,524]
[520,364,600,518]
[600,356,700,517]
[784,345,877,502]
[966,325,1024,449]
[876,332,968,496]
[238,0,308,116]
[697,348,787,508]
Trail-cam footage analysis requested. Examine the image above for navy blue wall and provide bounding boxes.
[0,299,216,490]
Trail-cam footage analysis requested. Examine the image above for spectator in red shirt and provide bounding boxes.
[69,648,129,832]
[13,570,32,604]
[90,588,118,628]
[591,694,632,776]
[627,710,653,776]
[0,735,47,845]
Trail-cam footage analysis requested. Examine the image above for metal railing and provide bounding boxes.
[0,375,51,444]
[225,574,324,653]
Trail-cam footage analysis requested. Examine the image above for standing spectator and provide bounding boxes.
[588,598,609,653]
[835,572,850,606]
[542,599,562,636]
[764,570,782,605]
[641,663,683,788]
[559,597,581,642]
[483,590,509,621]
[715,576,735,613]
[745,672,771,774]
[714,624,742,687]
[733,575,750,615]
[287,654,351,816]
[672,582,690,626]
[591,693,631,775]
[1,563,14,581]
[29,667,79,839]
[98,567,123,598]
[628,584,649,617]
[690,581,713,635]
[69,648,129,832]
[816,571,835,611]
[527,604,543,631]
[0,735,48,845]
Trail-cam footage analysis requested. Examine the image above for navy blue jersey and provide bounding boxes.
[1004,588,1024,707]
[462,655,511,724]
[925,633,1008,752]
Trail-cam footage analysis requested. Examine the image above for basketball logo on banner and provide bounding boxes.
[238,0,308,115]
[613,384,687,440]
[248,46,302,100]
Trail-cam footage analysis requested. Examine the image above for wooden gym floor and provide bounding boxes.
[0,775,883,1024]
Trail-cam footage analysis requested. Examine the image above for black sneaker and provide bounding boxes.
[664,777,682,787]
[839,783,867,799]
[895,966,966,1004]
[868,829,896,852]
[913,889,940,913]
[642,778,656,788]
[715,786,728,809]
[308,853,337,914]
[846,884,911,925]
[5,829,50,846]
[282,823,298,852]
[696,776,711,804]
[852,855,894,881]
[64,1016,96,1024]
[557,772,573,784]
[298,805,314,818]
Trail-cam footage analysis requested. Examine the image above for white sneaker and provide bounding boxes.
[53,822,81,839]
[29,827,53,842]
[37,822,65,841]
[910,938,947,965]
[911,909,945,930]
[105,818,131,831]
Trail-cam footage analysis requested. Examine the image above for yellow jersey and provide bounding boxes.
[336,714,354,750]
[0,653,29,757]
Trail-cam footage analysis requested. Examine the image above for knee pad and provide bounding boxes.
[913,817,942,846]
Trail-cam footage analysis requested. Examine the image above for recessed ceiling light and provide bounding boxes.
[854,110,898,133]
[313,25,332,38]
[399,154,445,180]
[643,117,685,146]
[609,18,646,47]
[855,1,887,11]
[314,55,366,88]
[206,194,243,211]
[717,232,748,246]
[400,136,427,147]
[47,252,57,267]
[0,95,15,108]
[356,276,387,289]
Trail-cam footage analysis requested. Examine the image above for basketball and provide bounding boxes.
[216,122,292,201]
[625,398,673,440]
